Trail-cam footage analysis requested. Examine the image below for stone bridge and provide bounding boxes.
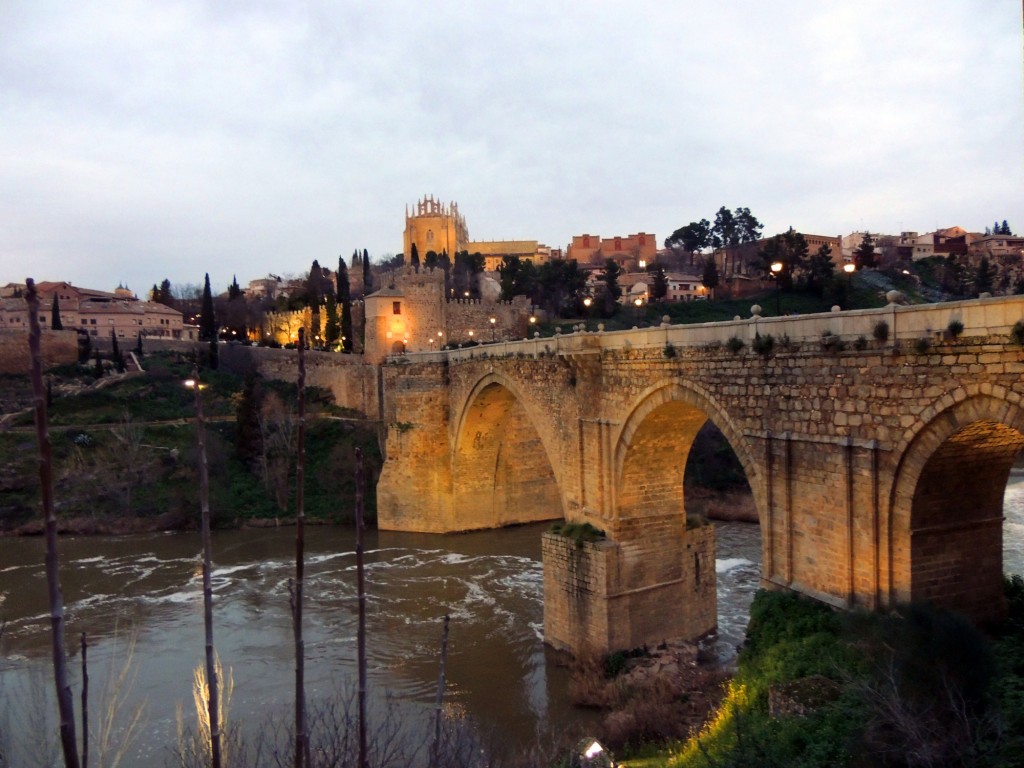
[376,295,1024,654]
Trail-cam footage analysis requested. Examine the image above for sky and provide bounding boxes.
[1,1,1021,296]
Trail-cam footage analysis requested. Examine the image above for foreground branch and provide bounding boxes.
[27,278,81,768]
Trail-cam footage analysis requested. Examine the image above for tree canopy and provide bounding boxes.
[666,206,762,253]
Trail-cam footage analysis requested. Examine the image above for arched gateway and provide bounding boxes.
[377,297,1024,654]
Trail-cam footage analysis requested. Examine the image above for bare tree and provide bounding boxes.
[430,615,451,768]
[290,329,309,768]
[355,447,367,768]
[191,366,222,768]
[26,278,81,768]
[258,392,298,510]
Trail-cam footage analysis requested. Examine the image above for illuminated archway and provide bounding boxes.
[451,376,563,530]
[614,382,762,527]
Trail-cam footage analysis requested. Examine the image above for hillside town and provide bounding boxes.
[1,198,1019,364]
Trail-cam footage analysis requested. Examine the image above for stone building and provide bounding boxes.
[0,281,184,339]
[402,194,555,271]
[363,266,530,362]
[567,232,658,270]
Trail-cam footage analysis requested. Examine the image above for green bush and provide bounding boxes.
[1011,319,1024,345]
[751,333,774,356]
[872,320,890,342]
[726,336,745,354]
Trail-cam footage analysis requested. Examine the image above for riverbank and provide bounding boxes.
[618,584,1024,767]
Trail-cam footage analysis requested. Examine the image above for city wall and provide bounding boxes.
[0,329,79,374]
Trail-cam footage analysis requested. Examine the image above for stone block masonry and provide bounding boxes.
[377,295,1024,652]
[0,329,78,374]
[543,523,716,654]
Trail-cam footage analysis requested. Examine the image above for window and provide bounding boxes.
[90,319,96,325]
[393,301,401,315]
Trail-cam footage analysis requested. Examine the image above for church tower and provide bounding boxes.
[403,195,469,261]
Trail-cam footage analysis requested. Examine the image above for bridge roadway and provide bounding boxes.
[376,295,1024,654]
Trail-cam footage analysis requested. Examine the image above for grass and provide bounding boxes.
[0,350,383,531]
[620,584,1024,767]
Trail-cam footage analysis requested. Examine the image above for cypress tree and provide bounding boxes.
[110,330,124,372]
[51,294,63,330]
[324,293,340,344]
[199,273,216,341]
[159,278,174,308]
[410,244,420,273]
[362,248,371,294]
[337,256,353,353]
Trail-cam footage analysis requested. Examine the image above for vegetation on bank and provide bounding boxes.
[0,350,382,533]
[618,583,1024,767]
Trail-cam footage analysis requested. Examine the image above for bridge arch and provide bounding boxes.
[450,372,564,530]
[613,381,763,526]
[889,392,1024,622]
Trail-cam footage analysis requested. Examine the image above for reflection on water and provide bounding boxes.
[1,475,1022,765]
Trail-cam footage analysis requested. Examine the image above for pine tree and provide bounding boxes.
[651,264,669,301]
[199,274,216,341]
[337,257,353,352]
[51,295,63,330]
[701,257,720,295]
[228,275,242,300]
[159,279,174,308]
[1002,220,1013,236]
[854,232,877,270]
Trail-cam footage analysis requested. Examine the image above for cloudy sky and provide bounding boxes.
[1,1,1021,295]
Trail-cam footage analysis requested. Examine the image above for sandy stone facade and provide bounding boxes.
[376,295,1024,653]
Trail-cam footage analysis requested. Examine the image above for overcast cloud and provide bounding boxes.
[1,1,1021,295]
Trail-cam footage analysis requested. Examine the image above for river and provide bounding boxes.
[2,473,1023,766]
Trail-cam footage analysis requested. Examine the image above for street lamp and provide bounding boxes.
[489,316,496,342]
[843,262,856,309]
[770,261,783,315]
[633,296,643,325]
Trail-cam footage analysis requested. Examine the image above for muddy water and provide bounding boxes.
[2,474,1023,766]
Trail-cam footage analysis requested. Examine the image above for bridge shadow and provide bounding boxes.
[892,398,1024,624]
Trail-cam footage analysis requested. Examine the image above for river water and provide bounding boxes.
[2,473,1023,766]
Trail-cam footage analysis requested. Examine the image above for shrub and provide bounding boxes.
[726,336,745,354]
[663,342,677,359]
[914,336,931,354]
[872,320,890,342]
[946,319,964,338]
[1011,319,1024,345]
[752,333,775,356]
[853,335,868,351]
[821,332,846,353]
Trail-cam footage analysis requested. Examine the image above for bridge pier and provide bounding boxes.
[543,517,716,655]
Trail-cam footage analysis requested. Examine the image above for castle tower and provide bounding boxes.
[403,194,469,261]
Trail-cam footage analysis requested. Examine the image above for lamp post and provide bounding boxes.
[843,262,856,309]
[468,329,474,345]
[633,296,643,325]
[489,316,496,342]
[770,261,783,315]
[582,296,592,329]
